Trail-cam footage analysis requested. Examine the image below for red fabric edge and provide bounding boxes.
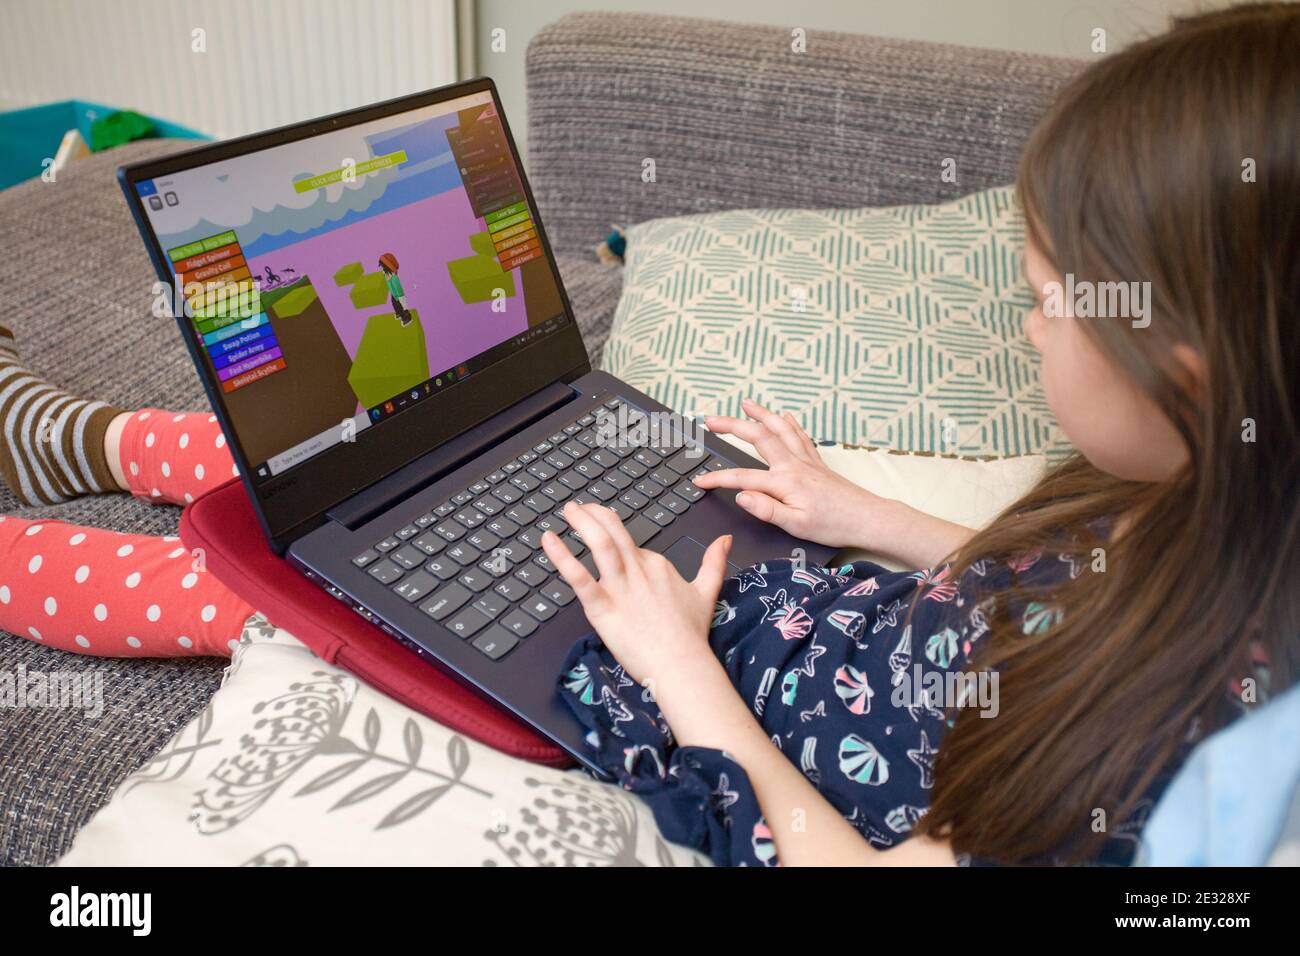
[179,478,573,768]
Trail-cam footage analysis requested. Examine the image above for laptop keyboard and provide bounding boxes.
[348,397,727,662]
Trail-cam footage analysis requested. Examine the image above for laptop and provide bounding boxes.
[118,78,834,772]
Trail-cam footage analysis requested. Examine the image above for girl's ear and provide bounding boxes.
[1171,343,1207,404]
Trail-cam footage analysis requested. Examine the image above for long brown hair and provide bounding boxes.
[918,3,1300,863]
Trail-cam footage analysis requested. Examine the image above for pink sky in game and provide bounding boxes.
[246,187,529,369]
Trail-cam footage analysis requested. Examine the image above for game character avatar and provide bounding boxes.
[378,252,411,325]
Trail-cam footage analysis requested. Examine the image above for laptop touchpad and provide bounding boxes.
[662,536,739,579]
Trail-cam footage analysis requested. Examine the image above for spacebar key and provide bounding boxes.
[625,515,661,547]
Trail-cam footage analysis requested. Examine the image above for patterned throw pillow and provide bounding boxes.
[600,186,1070,459]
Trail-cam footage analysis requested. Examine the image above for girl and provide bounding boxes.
[539,3,1298,865]
[0,3,1294,867]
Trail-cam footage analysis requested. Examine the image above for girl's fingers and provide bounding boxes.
[733,489,798,530]
[691,467,787,498]
[541,530,604,605]
[579,502,641,564]
[703,415,792,466]
[562,501,626,579]
[784,411,821,460]
[692,534,734,600]
[742,399,812,462]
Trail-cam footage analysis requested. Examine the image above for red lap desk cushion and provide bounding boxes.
[180,478,573,767]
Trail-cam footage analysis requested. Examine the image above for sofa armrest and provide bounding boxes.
[526,12,1083,255]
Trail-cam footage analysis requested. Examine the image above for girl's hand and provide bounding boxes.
[695,399,902,550]
[540,501,732,689]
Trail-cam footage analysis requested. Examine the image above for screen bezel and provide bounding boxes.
[117,77,590,552]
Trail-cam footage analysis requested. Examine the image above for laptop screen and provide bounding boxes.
[133,89,571,483]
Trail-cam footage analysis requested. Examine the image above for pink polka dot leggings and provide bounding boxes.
[1,409,254,657]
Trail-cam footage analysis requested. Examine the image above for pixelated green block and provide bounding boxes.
[349,271,390,309]
[447,254,516,304]
[469,231,496,258]
[334,262,364,286]
[347,310,430,408]
[271,282,318,318]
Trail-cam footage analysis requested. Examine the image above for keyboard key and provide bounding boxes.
[452,490,474,506]
[352,549,380,568]
[514,563,549,587]
[557,470,587,491]
[541,580,575,606]
[473,591,510,620]
[444,542,482,566]
[517,526,544,549]
[502,460,523,474]
[486,469,508,484]
[510,472,540,493]
[494,577,531,602]
[544,450,574,470]
[548,431,566,444]
[413,512,437,528]
[518,449,539,464]
[492,484,522,504]
[433,521,466,542]
[532,441,553,455]
[499,609,538,638]
[522,595,558,622]
[541,482,570,502]
[578,414,596,426]
[633,448,662,469]
[367,559,404,584]
[666,448,707,474]
[446,606,491,639]
[396,524,420,540]
[458,568,493,593]
[634,479,662,499]
[393,570,437,603]
[674,480,704,502]
[587,481,617,501]
[453,508,485,529]
[506,503,538,525]
[560,532,586,557]
[604,469,632,490]
[528,461,557,481]
[434,501,456,517]
[624,515,661,546]
[589,449,620,469]
[420,583,472,620]
[659,493,689,515]
[390,545,426,570]
[467,529,501,552]
[644,505,675,526]
[487,516,520,538]
[620,488,650,510]
[532,552,556,573]
[573,459,604,481]
[424,556,459,580]
[649,467,678,487]
[472,626,518,660]
[563,423,582,435]
[619,459,648,479]
[468,479,490,495]
[411,532,446,556]
[522,493,552,514]
[472,496,502,516]
[611,501,635,521]
[536,513,567,535]
[376,537,401,553]
[479,553,513,578]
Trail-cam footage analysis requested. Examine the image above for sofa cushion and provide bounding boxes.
[601,186,1070,459]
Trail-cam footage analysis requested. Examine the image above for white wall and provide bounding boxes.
[0,0,459,138]
[474,0,1211,164]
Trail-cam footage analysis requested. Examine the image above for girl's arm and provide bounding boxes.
[694,400,975,569]
[541,501,957,867]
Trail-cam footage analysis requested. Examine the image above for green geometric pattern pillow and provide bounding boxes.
[600,186,1070,460]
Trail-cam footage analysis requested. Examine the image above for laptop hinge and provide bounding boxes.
[327,381,581,531]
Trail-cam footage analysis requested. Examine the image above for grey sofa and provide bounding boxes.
[0,12,1079,865]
